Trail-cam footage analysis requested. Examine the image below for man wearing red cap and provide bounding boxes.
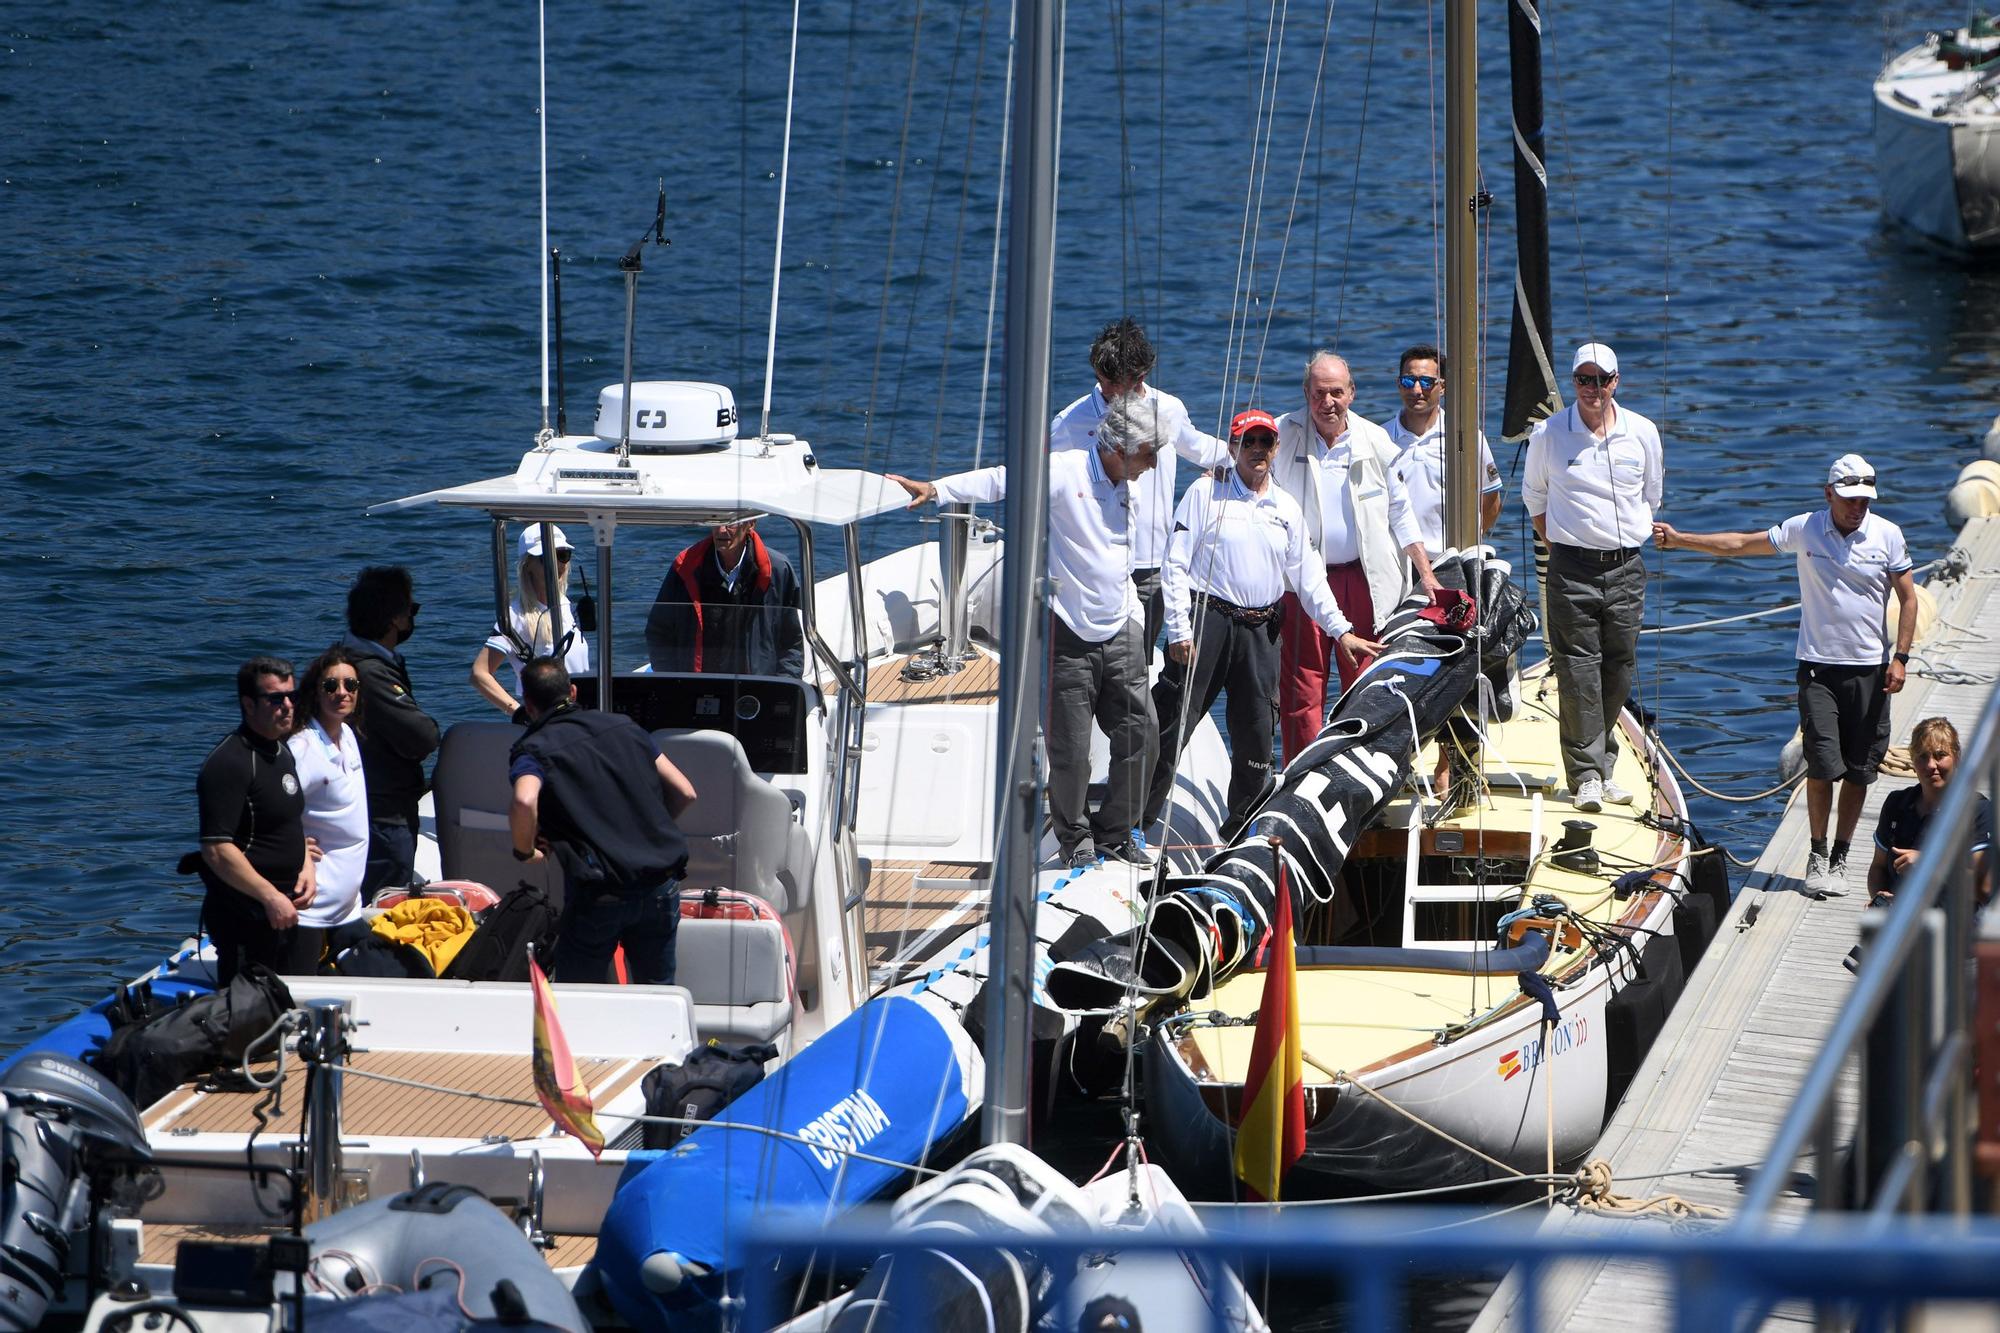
[1145,410,1386,834]
[1270,351,1433,760]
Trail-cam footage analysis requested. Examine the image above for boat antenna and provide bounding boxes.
[536,0,553,446]
[759,0,804,442]
[550,247,568,437]
[615,182,670,469]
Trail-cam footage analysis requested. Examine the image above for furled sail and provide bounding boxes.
[1500,0,1562,443]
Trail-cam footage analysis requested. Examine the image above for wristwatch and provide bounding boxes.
[512,846,535,861]
[1893,652,1911,665]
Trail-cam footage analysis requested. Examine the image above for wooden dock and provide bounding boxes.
[1474,515,2000,1330]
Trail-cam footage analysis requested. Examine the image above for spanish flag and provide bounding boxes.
[1233,857,1304,1202]
[530,953,605,1158]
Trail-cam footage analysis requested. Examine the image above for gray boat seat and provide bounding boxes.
[432,721,562,901]
[653,728,811,914]
[673,913,793,1045]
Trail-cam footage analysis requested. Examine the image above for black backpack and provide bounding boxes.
[88,965,295,1111]
[639,1040,778,1150]
[439,882,560,983]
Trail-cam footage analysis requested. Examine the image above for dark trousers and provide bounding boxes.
[1545,546,1647,786]
[204,891,325,986]
[553,877,681,985]
[1048,614,1156,856]
[1133,566,1165,661]
[360,812,418,903]
[1144,601,1280,830]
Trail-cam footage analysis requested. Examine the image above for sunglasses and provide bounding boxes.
[254,689,297,706]
[1573,372,1616,388]
[1398,374,1440,391]
[321,678,361,696]
[1832,475,1876,490]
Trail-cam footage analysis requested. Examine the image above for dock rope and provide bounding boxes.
[1652,731,1803,805]
[1563,1158,1725,1227]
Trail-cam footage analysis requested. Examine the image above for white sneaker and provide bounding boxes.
[1602,780,1636,806]
[1573,777,1604,813]
[1804,850,1834,896]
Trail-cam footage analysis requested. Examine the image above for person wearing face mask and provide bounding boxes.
[1653,452,1917,896]
[341,564,439,901]
[1145,410,1385,834]
[195,655,316,983]
[470,525,593,715]
[287,646,370,934]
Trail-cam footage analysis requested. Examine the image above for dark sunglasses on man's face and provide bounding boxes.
[1398,374,1440,391]
[1833,476,1877,491]
[254,689,297,706]
[321,678,361,696]
[1573,372,1616,388]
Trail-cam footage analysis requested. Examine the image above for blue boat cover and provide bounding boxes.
[592,995,975,1332]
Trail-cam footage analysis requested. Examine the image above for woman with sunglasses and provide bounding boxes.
[286,646,370,936]
[470,525,592,716]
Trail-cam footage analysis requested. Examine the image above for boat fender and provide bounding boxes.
[639,1251,702,1294]
[1518,971,1561,1026]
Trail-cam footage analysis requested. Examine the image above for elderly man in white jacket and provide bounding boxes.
[1269,351,1440,760]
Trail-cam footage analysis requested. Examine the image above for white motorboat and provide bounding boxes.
[1874,18,2000,253]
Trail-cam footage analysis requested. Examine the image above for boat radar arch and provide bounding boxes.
[594,380,738,453]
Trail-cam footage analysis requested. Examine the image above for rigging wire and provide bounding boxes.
[857,0,931,467]
[813,0,865,419]
[758,0,805,442]
[1218,0,1287,434]
[926,0,1002,471]
[970,6,1018,472]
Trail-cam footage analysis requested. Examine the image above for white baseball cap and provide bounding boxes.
[1572,342,1619,376]
[1826,454,1878,499]
[520,525,575,558]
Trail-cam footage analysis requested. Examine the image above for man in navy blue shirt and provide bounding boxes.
[509,658,698,984]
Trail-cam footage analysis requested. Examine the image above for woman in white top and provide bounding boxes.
[286,646,370,932]
[469,524,592,716]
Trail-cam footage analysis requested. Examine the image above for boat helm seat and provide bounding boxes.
[432,721,563,902]
[653,728,811,914]
[673,913,793,1046]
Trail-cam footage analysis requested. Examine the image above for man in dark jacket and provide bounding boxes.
[341,565,440,900]
[644,518,805,677]
[509,658,698,984]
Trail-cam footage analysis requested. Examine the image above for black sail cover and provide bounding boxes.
[1045,551,1537,1015]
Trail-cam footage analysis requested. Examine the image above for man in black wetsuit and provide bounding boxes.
[196,655,318,983]
[509,658,699,984]
[341,565,440,899]
[643,518,805,677]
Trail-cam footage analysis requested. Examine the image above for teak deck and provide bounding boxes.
[1474,515,2000,1330]
[860,859,989,976]
[853,653,1000,706]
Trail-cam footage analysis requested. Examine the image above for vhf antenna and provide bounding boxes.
[616,180,670,468]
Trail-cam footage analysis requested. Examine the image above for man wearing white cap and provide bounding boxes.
[1523,342,1665,813]
[470,525,593,717]
[1655,454,1917,895]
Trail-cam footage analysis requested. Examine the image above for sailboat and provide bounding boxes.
[1043,0,1728,1201]
[1874,15,2000,254]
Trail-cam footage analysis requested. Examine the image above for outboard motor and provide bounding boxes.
[0,1054,149,1332]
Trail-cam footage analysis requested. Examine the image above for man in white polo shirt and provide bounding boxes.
[1654,454,1917,895]
[1270,350,1435,761]
[1385,343,1505,553]
[1522,342,1664,813]
[1144,409,1386,834]
[887,393,1164,869]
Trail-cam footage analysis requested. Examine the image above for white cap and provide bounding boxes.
[1572,343,1619,375]
[520,525,575,558]
[1827,454,1878,499]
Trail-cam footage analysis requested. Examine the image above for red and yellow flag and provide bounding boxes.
[529,953,605,1158]
[1233,857,1304,1202]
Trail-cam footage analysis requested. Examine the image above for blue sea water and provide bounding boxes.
[3,0,1995,1069]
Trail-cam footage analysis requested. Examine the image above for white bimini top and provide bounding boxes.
[1385,411,1503,558]
[1161,468,1351,645]
[286,718,368,929]
[934,447,1140,643]
[1767,509,1913,666]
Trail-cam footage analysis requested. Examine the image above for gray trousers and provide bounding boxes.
[1049,613,1157,855]
[1545,546,1646,786]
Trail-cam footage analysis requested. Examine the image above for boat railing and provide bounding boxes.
[1739,672,2000,1225]
[737,1205,2000,1330]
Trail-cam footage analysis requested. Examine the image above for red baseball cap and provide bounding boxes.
[1230,409,1279,440]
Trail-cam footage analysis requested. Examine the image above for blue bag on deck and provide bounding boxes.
[591,995,980,1332]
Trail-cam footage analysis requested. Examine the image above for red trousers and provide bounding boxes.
[1278,560,1377,761]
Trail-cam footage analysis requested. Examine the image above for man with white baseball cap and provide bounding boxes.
[1522,341,1665,813]
[1654,452,1918,895]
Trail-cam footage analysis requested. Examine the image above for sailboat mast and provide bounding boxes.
[1444,0,1483,550]
[982,0,1063,1148]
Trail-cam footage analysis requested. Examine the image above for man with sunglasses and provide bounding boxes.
[195,656,318,983]
[645,516,804,678]
[1523,342,1664,814]
[1270,351,1431,760]
[342,565,439,900]
[1384,344,1504,553]
[1654,454,1917,895]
